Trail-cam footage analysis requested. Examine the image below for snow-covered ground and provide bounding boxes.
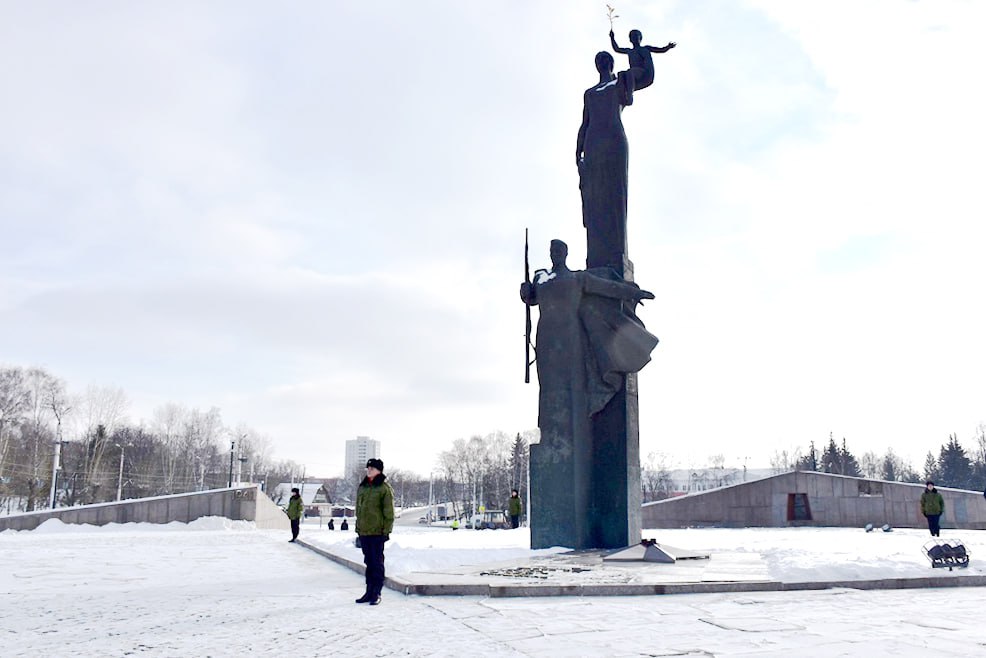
[3,518,986,656]
[303,520,986,582]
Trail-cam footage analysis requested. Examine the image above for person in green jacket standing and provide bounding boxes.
[920,480,944,537]
[355,458,394,605]
[508,488,522,529]
[286,487,303,542]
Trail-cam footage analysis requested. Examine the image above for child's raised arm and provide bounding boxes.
[647,42,677,53]
[609,30,631,54]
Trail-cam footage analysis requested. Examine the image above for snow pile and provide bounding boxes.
[9,516,256,535]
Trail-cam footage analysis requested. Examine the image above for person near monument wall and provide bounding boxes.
[920,481,944,537]
[285,487,303,542]
[355,458,394,605]
[508,489,522,529]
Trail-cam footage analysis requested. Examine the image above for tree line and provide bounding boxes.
[772,429,986,490]
[0,366,304,513]
[0,364,538,519]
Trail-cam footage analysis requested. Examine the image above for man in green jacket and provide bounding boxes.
[286,487,303,542]
[355,458,394,605]
[508,488,522,529]
[920,480,944,537]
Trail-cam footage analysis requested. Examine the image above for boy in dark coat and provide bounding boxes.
[355,458,394,605]
[508,489,522,529]
[285,487,303,542]
[920,481,944,537]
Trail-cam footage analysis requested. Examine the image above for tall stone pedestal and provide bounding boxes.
[586,256,642,548]
[588,374,642,548]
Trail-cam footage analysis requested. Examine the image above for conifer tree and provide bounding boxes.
[820,435,841,474]
[923,451,940,483]
[839,438,861,477]
[881,449,898,481]
[937,433,972,489]
[795,441,818,471]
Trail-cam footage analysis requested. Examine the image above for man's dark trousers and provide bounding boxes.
[290,518,300,541]
[927,513,941,537]
[360,535,386,596]
[510,515,520,529]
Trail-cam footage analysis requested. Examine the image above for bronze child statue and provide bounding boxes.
[609,28,675,91]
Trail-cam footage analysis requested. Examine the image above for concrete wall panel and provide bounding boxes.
[0,486,287,533]
[642,472,986,531]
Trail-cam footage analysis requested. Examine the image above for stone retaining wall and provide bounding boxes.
[642,471,986,530]
[0,485,289,532]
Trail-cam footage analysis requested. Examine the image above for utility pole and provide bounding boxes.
[428,472,434,526]
[228,440,235,487]
[116,444,125,501]
[48,440,62,509]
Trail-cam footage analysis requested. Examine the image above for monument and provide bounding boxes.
[521,18,674,550]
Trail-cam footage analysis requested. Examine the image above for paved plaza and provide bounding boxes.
[3,522,986,656]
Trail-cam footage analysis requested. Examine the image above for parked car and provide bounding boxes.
[470,510,510,530]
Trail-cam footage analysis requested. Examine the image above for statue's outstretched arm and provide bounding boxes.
[609,31,631,54]
[647,42,676,53]
[582,274,653,303]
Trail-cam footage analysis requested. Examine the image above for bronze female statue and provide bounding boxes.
[576,52,634,271]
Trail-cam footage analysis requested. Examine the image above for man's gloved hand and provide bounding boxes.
[383,534,390,542]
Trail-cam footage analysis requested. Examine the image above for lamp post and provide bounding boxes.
[228,440,235,487]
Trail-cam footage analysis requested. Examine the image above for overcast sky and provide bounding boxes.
[2,1,984,478]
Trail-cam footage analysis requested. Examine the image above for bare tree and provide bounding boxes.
[153,403,186,493]
[21,368,68,510]
[437,439,469,520]
[0,367,31,480]
[769,447,802,475]
[641,452,674,502]
[973,423,986,466]
[858,451,880,479]
[707,453,732,487]
[75,386,128,500]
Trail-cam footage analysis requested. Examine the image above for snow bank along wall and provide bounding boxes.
[0,485,289,532]
[642,471,986,530]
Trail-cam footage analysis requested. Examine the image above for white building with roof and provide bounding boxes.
[271,482,330,517]
[344,436,380,477]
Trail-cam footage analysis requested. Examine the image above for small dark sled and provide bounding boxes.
[922,538,970,570]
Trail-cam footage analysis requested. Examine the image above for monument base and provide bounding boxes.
[530,374,643,551]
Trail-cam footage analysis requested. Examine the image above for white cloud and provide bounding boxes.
[2,0,984,476]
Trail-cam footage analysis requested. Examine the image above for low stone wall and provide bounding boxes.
[0,485,290,532]
[642,471,986,530]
